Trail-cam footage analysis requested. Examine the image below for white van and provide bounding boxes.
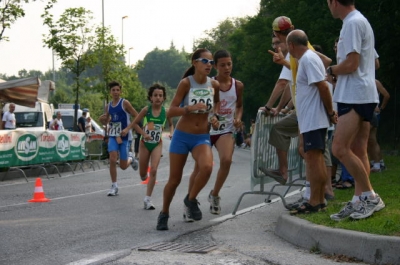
[3,102,54,131]
[53,108,104,135]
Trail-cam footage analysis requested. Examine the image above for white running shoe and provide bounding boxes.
[129,152,138,171]
[144,198,155,210]
[208,191,221,215]
[107,185,118,196]
[330,201,355,221]
[350,194,385,220]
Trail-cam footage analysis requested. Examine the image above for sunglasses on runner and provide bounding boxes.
[195,58,215,65]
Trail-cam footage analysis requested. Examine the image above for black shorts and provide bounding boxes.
[370,112,380,128]
[337,103,376,122]
[302,128,327,153]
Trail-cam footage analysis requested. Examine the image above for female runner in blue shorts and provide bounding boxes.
[156,48,220,230]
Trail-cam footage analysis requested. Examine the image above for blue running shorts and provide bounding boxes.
[169,129,211,155]
[108,137,129,160]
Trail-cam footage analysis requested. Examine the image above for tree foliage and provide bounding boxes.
[86,26,146,109]
[137,43,190,89]
[1,0,399,147]
[42,7,96,130]
[188,0,400,148]
[0,0,57,41]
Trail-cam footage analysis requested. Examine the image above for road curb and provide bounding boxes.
[275,213,400,265]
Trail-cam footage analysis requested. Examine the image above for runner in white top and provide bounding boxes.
[188,50,244,215]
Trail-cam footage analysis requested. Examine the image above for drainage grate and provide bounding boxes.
[138,242,218,254]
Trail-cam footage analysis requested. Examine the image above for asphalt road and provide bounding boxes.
[0,137,284,265]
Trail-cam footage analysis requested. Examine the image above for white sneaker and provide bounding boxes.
[107,185,118,196]
[330,201,355,221]
[144,198,155,210]
[350,194,385,220]
[129,153,138,171]
[208,191,221,215]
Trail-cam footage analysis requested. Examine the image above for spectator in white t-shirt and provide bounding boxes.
[286,30,336,214]
[85,116,94,134]
[2,103,16,129]
[50,111,64,130]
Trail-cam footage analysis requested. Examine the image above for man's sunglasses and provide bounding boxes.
[195,58,215,65]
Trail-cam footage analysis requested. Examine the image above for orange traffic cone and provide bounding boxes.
[28,178,50,202]
[141,166,158,184]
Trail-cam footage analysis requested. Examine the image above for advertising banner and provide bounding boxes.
[0,130,86,168]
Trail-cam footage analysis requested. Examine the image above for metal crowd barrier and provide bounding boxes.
[232,111,305,214]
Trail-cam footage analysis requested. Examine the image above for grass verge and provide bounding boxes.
[300,155,400,236]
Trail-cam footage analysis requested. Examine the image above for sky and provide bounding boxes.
[0,0,260,77]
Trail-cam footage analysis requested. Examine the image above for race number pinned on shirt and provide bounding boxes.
[188,87,214,113]
[145,122,162,143]
[108,122,122,136]
[216,117,227,131]
[210,115,226,132]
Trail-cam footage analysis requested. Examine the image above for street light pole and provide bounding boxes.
[122,15,128,64]
[121,15,128,47]
[52,49,56,81]
[129,47,134,67]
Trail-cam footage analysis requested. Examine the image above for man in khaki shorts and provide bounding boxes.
[260,16,333,208]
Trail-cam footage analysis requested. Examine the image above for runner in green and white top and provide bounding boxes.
[133,84,174,210]
[142,104,166,149]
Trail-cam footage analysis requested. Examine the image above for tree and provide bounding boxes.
[192,16,276,124]
[42,7,96,131]
[195,18,247,51]
[137,45,190,89]
[49,89,69,108]
[0,0,57,41]
[87,26,146,111]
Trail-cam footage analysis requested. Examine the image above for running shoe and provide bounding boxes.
[129,152,138,171]
[144,198,155,210]
[208,190,221,215]
[183,194,202,222]
[350,194,385,220]
[156,212,169,230]
[131,158,139,171]
[330,201,356,221]
[107,185,118,196]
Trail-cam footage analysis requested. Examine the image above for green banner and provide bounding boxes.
[0,130,86,168]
